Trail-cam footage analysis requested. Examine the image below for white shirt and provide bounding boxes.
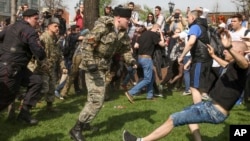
[230,27,249,41]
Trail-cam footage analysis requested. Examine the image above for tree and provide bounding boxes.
[11,0,18,24]
[84,0,99,29]
[41,0,66,12]
[232,0,250,15]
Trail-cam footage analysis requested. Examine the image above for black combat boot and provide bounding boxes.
[46,102,60,112]
[17,105,38,125]
[82,123,99,132]
[69,120,85,141]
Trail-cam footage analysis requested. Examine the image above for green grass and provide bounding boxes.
[1,88,250,141]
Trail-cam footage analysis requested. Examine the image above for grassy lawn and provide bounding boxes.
[1,88,250,141]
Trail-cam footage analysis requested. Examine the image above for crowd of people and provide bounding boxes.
[0,1,250,141]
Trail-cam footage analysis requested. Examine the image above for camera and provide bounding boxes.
[174,13,180,19]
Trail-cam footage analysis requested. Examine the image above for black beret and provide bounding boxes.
[23,9,39,17]
[113,7,131,18]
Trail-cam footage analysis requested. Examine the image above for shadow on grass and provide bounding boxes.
[85,110,157,138]
[22,133,64,141]
[184,123,230,141]
[0,95,85,141]
[34,95,85,121]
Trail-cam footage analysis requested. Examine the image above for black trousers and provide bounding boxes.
[0,64,43,111]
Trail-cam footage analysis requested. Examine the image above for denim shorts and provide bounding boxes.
[170,101,228,127]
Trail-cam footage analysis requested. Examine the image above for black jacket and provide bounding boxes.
[188,18,212,63]
[0,20,45,67]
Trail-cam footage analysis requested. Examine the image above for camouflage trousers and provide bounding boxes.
[40,71,56,103]
[78,70,106,123]
[61,54,82,96]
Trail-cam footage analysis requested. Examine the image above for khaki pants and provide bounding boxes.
[61,54,82,96]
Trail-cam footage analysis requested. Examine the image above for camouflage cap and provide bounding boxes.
[44,17,60,27]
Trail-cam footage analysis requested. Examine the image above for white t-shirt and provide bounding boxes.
[230,27,249,41]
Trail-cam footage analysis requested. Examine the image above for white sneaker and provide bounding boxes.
[133,82,137,86]
[154,93,163,97]
[59,96,64,100]
[182,90,191,96]
[54,90,60,98]
[202,94,210,100]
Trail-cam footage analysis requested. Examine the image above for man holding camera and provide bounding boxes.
[74,4,84,30]
[165,9,187,32]
[54,9,66,36]
[16,3,29,21]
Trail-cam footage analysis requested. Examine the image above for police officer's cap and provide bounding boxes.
[113,6,131,18]
[44,17,60,27]
[23,9,39,17]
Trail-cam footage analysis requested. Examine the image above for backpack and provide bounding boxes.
[244,29,250,36]
[207,27,224,58]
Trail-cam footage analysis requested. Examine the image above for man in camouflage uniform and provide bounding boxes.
[69,6,137,141]
[34,17,66,111]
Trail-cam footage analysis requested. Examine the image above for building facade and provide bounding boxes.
[0,0,39,21]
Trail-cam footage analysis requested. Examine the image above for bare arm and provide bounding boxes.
[180,35,196,58]
[207,44,229,68]
[221,31,249,69]
[158,31,165,47]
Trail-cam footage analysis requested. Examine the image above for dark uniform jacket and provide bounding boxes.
[0,20,45,68]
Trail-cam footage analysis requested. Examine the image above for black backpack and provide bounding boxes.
[207,28,224,58]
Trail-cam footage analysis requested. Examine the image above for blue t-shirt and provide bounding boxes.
[188,24,201,38]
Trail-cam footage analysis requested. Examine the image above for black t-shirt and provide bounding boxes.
[137,30,161,56]
[210,62,248,111]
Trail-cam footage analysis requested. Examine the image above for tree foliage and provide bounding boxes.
[231,0,250,15]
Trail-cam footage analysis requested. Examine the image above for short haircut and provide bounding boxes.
[155,6,161,11]
[190,10,199,19]
[22,3,28,7]
[71,25,80,31]
[128,2,134,6]
[231,14,243,22]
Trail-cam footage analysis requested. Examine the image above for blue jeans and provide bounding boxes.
[64,57,72,73]
[55,80,66,92]
[122,66,136,85]
[128,58,154,99]
[183,56,191,92]
[170,101,228,127]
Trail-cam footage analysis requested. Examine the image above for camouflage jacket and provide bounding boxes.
[79,16,135,71]
[35,31,65,74]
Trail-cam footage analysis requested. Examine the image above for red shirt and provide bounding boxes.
[74,14,84,30]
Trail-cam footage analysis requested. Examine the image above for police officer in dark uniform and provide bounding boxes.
[0,9,46,124]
